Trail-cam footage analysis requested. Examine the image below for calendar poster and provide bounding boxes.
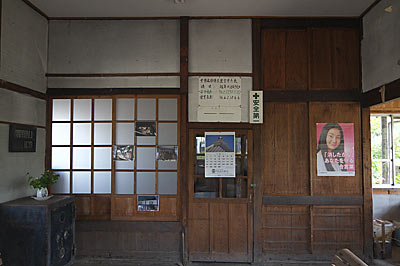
[205,132,235,177]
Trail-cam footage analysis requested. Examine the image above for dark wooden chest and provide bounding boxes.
[0,196,75,266]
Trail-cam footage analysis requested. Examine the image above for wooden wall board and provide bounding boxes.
[261,30,308,90]
[311,206,363,255]
[333,29,359,91]
[370,98,400,113]
[309,102,362,196]
[263,102,309,195]
[262,205,310,254]
[310,29,333,89]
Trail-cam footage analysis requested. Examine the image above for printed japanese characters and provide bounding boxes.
[316,123,355,176]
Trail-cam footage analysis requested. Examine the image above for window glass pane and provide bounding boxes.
[235,137,241,154]
[158,98,177,121]
[137,98,156,120]
[116,123,135,145]
[51,171,70,193]
[53,99,71,121]
[136,172,155,194]
[158,123,177,145]
[158,160,177,170]
[236,156,242,176]
[94,123,112,145]
[73,99,91,121]
[137,136,156,145]
[94,172,111,194]
[244,156,248,176]
[52,147,70,169]
[194,178,218,198]
[52,123,70,145]
[371,116,391,159]
[394,118,400,160]
[94,147,111,169]
[196,137,205,154]
[115,172,134,194]
[115,160,134,170]
[116,98,135,120]
[73,147,91,169]
[372,161,392,185]
[158,172,177,195]
[137,147,156,170]
[195,155,205,176]
[94,99,112,121]
[72,172,91,194]
[222,178,247,198]
[73,123,91,145]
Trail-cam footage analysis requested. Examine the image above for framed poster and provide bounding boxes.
[137,195,159,211]
[9,124,36,152]
[205,132,235,177]
[316,123,355,176]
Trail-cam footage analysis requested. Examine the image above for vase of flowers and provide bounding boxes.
[28,170,59,199]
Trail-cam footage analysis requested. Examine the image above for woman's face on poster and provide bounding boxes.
[326,128,341,151]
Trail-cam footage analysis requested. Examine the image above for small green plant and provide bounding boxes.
[28,170,59,189]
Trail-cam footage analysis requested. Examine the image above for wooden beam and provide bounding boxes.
[189,73,252,77]
[360,0,383,19]
[361,78,400,107]
[0,120,46,129]
[47,88,181,96]
[0,79,47,100]
[262,90,361,102]
[263,196,364,205]
[179,16,189,266]
[188,122,252,129]
[21,0,49,20]
[252,18,263,264]
[362,107,373,262]
[260,18,360,29]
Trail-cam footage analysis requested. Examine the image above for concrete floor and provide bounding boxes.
[72,245,400,266]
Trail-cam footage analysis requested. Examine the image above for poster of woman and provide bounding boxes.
[316,123,355,176]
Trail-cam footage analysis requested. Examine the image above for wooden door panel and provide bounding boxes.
[189,219,210,253]
[211,203,229,253]
[262,30,286,89]
[229,203,249,254]
[188,129,253,262]
[310,28,333,89]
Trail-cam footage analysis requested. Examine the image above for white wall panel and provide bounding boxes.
[362,0,400,92]
[48,20,179,74]
[188,77,252,122]
[189,19,252,73]
[1,0,48,93]
[0,125,45,203]
[0,89,46,127]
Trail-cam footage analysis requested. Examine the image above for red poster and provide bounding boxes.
[316,123,355,176]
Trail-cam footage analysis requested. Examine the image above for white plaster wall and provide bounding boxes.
[48,20,180,74]
[47,76,179,89]
[373,194,400,221]
[0,0,48,93]
[188,19,252,122]
[362,0,400,92]
[189,19,252,73]
[0,89,46,203]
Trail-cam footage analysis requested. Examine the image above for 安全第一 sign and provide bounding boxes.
[249,91,263,124]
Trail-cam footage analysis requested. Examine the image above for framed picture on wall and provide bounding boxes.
[135,121,156,136]
[9,124,37,152]
[113,145,134,161]
[137,195,159,211]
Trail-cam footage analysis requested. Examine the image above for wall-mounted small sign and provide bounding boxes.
[137,195,159,211]
[249,91,263,124]
[9,124,37,152]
